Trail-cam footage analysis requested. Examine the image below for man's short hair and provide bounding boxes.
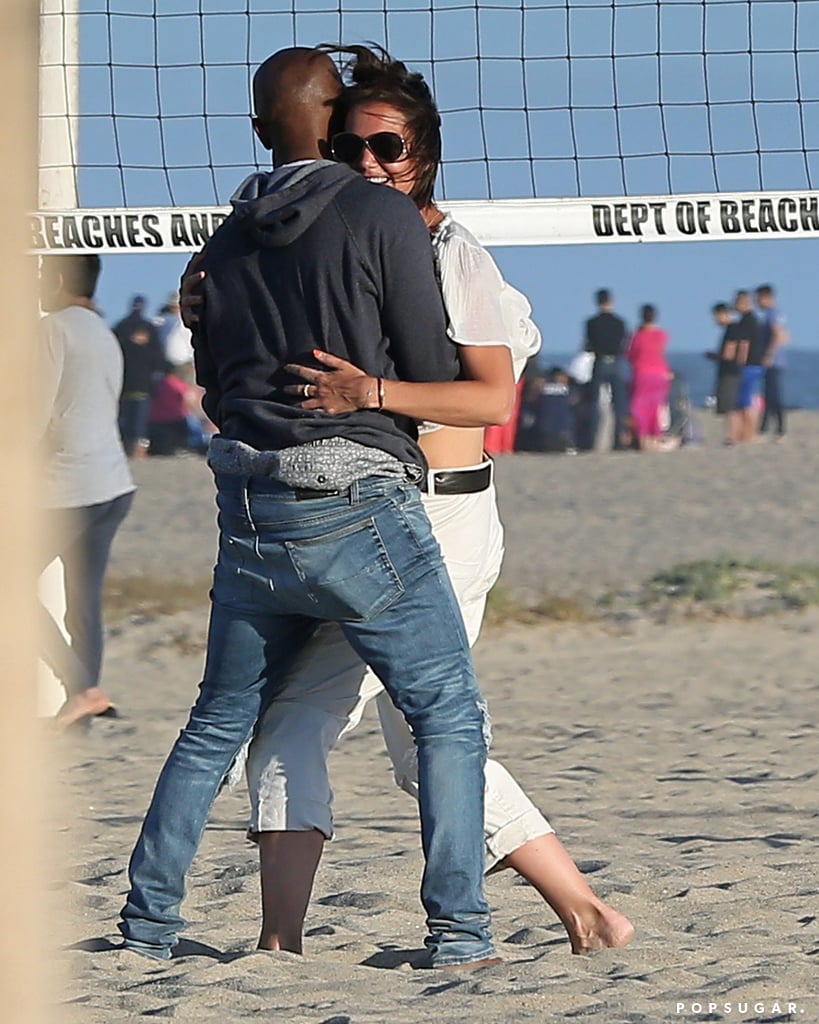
[595,288,611,306]
[756,284,774,298]
[42,253,102,300]
[712,302,729,315]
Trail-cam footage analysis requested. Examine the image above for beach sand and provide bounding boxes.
[53,414,818,1022]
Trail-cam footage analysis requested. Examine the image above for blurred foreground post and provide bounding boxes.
[0,1,51,1022]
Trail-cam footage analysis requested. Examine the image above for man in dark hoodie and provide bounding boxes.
[119,48,496,970]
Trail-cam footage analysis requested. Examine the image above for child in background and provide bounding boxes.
[147,363,200,456]
[516,367,575,453]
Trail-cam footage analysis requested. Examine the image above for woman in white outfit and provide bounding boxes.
[240,45,633,958]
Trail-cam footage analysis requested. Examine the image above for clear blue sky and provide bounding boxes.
[73,0,816,359]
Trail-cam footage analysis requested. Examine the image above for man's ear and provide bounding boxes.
[251,116,272,151]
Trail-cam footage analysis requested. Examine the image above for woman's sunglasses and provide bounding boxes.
[330,131,408,166]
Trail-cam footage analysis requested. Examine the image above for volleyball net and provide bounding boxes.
[35,0,819,251]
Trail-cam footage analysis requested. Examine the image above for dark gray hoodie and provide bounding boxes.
[192,161,460,470]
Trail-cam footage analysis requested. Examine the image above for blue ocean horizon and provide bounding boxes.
[540,349,819,411]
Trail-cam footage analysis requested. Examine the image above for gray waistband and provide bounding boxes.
[207,436,412,491]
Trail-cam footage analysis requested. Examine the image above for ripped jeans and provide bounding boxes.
[119,472,494,967]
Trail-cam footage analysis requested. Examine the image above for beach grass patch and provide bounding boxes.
[485,585,592,627]
[531,593,594,622]
[163,625,208,657]
[104,573,212,622]
[767,565,819,609]
[640,558,749,606]
[639,558,819,617]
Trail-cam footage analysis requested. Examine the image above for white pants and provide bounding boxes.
[244,483,553,869]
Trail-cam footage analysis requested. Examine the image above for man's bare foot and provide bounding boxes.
[54,687,114,730]
[566,904,635,955]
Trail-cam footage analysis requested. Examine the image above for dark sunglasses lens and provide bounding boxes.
[367,132,405,162]
[331,133,364,164]
[332,131,405,164]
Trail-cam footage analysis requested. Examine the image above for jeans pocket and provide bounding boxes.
[285,516,405,622]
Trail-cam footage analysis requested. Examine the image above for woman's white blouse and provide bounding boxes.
[418,214,542,434]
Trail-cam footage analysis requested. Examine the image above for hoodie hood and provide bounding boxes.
[230,161,358,247]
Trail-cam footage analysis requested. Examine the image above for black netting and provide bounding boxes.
[39,0,819,208]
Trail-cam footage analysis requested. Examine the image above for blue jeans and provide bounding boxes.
[588,356,629,450]
[119,473,493,966]
[40,491,133,695]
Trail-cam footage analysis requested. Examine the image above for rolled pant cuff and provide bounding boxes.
[248,798,334,841]
[485,810,554,872]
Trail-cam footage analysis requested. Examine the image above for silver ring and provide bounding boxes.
[302,384,310,398]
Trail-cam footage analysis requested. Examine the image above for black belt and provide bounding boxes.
[293,486,345,500]
[292,460,493,500]
[425,460,493,497]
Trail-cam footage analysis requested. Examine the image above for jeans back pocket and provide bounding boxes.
[284,516,405,622]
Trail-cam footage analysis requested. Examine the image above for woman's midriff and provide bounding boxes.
[418,425,486,469]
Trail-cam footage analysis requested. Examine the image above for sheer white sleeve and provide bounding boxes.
[433,216,541,382]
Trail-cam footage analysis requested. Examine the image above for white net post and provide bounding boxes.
[39,0,79,209]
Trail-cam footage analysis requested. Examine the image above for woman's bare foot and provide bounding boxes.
[564,903,635,955]
[499,833,634,955]
[54,687,114,730]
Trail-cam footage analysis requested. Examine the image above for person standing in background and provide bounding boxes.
[154,291,210,451]
[756,284,789,442]
[584,288,628,451]
[733,290,765,443]
[710,302,742,446]
[36,254,135,728]
[154,291,194,377]
[626,304,670,451]
[113,295,164,457]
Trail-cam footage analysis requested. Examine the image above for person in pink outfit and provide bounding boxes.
[626,304,671,450]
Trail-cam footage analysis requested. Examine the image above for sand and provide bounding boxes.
[53,413,818,1023]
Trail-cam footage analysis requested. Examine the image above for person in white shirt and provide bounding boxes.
[154,291,194,373]
[37,254,135,728]
[228,45,634,960]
